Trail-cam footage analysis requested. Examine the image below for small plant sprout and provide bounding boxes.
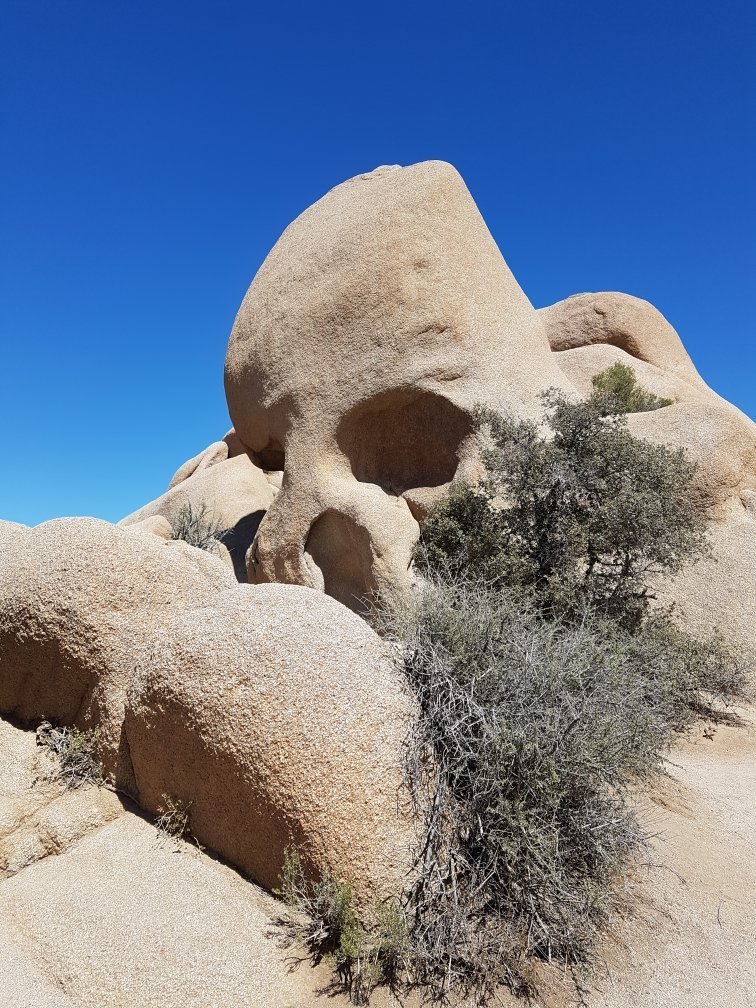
[275,847,408,1004]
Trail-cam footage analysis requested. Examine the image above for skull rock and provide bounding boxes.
[225,160,575,610]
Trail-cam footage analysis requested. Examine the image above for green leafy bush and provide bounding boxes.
[416,391,708,630]
[590,361,672,414]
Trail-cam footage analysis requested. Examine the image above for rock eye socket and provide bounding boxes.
[336,387,472,496]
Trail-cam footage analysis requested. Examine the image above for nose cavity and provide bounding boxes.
[336,387,472,496]
[304,510,376,613]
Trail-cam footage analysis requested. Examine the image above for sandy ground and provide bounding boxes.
[0,709,754,1007]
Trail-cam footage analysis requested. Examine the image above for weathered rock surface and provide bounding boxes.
[225,160,576,609]
[2,707,754,1008]
[224,163,755,632]
[0,518,235,787]
[167,438,229,490]
[0,718,402,1008]
[124,582,414,901]
[655,519,756,645]
[121,453,277,580]
[0,718,121,879]
[0,519,416,905]
[542,291,756,643]
[541,291,708,387]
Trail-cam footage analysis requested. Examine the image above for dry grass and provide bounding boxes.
[36,721,103,789]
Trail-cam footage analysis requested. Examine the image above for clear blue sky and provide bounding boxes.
[2,1,754,526]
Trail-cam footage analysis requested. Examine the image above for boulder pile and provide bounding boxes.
[0,158,754,921]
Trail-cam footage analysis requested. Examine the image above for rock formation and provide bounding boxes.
[225,161,577,610]
[1,158,754,1006]
[0,518,415,905]
[222,162,755,641]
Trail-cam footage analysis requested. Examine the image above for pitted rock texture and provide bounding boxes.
[225,160,576,610]
[124,583,415,902]
[0,518,416,906]
[0,518,236,787]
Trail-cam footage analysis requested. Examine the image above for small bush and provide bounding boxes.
[154,793,192,848]
[170,502,228,554]
[590,362,672,414]
[416,391,708,630]
[36,721,103,789]
[276,848,408,1004]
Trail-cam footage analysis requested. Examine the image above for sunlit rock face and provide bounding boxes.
[224,161,755,641]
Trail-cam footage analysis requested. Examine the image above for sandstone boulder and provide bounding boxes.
[0,519,416,906]
[124,583,415,902]
[121,453,277,580]
[225,160,576,609]
[0,518,237,786]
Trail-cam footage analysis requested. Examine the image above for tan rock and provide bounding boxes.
[225,160,576,610]
[0,805,393,1008]
[124,514,172,540]
[540,291,708,388]
[121,453,276,580]
[124,583,415,904]
[0,518,236,785]
[0,520,416,906]
[0,718,122,879]
[167,439,229,490]
[655,519,756,644]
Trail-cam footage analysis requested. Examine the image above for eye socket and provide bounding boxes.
[304,510,376,613]
[336,387,471,496]
[249,438,285,472]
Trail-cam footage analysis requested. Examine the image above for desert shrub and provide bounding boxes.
[170,502,228,554]
[276,848,408,1004]
[373,575,751,1002]
[416,391,708,630]
[590,361,672,414]
[278,394,749,1005]
[36,721,103,789]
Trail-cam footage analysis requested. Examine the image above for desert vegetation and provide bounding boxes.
[36,721,103,790]
[279,370,752,1004]
[170,502,228,554]
[590,360,673,414]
